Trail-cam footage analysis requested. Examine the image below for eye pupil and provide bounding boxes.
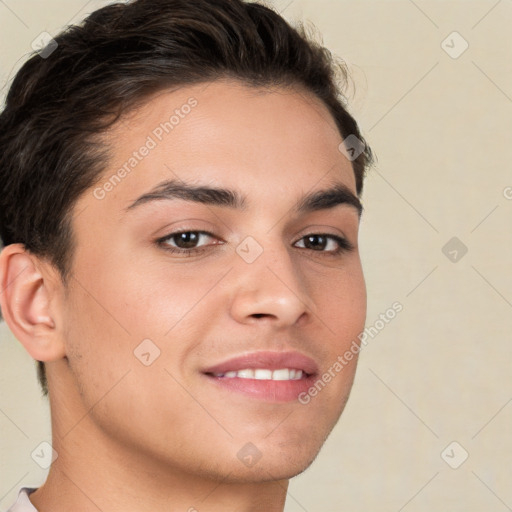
[304,235,326,250]
[175,232,199,248]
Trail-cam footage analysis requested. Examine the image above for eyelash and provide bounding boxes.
[155,230,354,257]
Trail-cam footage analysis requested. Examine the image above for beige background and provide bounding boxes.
[1,1,511,510]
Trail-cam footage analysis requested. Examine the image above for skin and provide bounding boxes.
[0,79,366,512]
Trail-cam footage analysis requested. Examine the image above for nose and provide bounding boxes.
[228,241,313,328]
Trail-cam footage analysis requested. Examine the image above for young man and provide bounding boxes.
[0,0,373,510]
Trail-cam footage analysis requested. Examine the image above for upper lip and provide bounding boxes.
[202,351,319,376]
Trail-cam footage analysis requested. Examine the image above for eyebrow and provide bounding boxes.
[125,179,363,217]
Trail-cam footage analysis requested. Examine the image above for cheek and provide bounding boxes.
[312,260,367,344]
[62,255,155,407]
[63,253,225,398]
[96,250,224,339]
[296,261,365,406]
[63,288,133,404]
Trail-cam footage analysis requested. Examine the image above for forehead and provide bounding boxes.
[79,79,357,217]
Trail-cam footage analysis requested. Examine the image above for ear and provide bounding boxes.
[0,243,66,362]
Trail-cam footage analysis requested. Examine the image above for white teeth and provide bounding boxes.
[213,368,304,381]
[272,368,290,380]
[253,369,273,380]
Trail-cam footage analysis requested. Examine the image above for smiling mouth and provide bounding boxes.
[201,350,319,402]
[207,368,307,380]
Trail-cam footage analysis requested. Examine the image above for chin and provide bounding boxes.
[218,434,328,484]
[240,451,321,483]
[215,406,345,483]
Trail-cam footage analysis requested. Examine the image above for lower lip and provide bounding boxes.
[203,373,316,402]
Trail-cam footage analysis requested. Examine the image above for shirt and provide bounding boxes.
[5,488,38,512]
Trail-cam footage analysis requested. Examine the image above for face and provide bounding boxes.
[58,79,366,482]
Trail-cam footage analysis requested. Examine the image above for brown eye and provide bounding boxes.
[295,234,353,254]
[302,235,328,250]
[171,232,202,249]
[158,230,219,253]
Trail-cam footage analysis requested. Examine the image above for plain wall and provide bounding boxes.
[1,1,511,510]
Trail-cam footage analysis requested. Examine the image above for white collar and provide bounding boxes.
[6,487,39,512]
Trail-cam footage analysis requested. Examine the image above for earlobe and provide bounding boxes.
[0,243,66,362]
